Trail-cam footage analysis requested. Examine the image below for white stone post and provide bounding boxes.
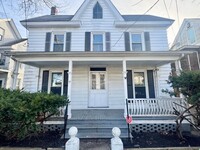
[67,60,73,119]
[65,126,79,150]
[111,127,124,150]
[123,60,128,117]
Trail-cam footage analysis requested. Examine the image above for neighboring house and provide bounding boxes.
[171,19,200,71]
[0,19,27,89]
[8,0,189,137]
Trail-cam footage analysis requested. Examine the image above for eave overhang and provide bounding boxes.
[21,21,81,29]
[114,21,173,28]
[5,51,191,68]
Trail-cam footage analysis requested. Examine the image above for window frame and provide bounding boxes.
[130,32,145,51]
[93,2,103,19]
[91,32,105,52]
[132,70,149,99]
[47,70,64,95]
[51,32,66,52]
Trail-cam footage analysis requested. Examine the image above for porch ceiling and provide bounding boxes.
[6,51,185,68]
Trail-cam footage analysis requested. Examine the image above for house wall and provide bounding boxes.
[27,0,169,52]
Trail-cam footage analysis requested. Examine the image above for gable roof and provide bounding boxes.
[122,15,174,22]
[21,15,74,23]
[72,0,124,21]
[21,14,173,23]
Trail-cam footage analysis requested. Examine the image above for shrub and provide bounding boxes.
[0,88,68,140]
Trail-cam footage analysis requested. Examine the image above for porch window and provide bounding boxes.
[134,72,146,98]
[131,34,143,51]
[93,34,103,51]
[0,28,4,41]
[51,72,63,95]
[0,80,3,88]
[0,53,5,65]
[93,2,103,19]
[53,34,64,52]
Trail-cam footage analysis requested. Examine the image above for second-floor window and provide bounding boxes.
[53,34,64,52]
[131,33,143,51]
[93,2,103,19]
[93,34,103,51]
[187,27,196,44]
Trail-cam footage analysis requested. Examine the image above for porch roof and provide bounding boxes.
[6,51,187,68]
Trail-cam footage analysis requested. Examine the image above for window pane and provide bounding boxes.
[132,43,142,51]
[100,74,105,89]
[132,34,141,43]
[0,80,2,87]
[188,28,196,44]
[53,34,64,52]
[134,72,145,87]
[93,34,103,51]
[91,74,96,89]
[54,44,64,52]
[93,2,102,19]
[51,73,62,87]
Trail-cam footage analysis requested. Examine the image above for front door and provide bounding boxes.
[89,71,108,107]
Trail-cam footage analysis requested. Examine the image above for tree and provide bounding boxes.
[0,88,69,140]
[163,71,200,140]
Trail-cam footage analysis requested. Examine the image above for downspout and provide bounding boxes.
[37,67,41,91]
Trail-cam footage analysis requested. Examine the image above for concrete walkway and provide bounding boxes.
[0,147,200,150]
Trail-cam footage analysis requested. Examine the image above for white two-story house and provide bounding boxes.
[8,0,189,136]
[0,19,26,89]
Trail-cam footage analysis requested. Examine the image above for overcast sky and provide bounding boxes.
[1,0,200,46]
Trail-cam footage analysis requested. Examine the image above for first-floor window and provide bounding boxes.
[53,34,64,52]
[51,72,63,95]
[131,33,142,51]
[93,34,103,52]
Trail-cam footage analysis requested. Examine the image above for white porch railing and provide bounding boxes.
[127,98,188,116]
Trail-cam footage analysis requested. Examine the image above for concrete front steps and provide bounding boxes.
[64,118,129,139]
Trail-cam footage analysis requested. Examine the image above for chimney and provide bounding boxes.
[51,6,58,15]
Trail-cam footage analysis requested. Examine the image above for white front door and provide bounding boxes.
[89,71,108,108]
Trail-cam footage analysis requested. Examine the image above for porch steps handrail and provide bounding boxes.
[127,98,188,116]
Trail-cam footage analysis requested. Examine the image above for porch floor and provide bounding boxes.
[71,109,124,120]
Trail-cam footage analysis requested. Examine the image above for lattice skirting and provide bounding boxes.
[131,123,176,132]
[38,124,64,132]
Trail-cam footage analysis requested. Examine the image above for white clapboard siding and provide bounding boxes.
[27,0,169,52]
[71,65,89,109]
[157,63,172,97]
[107,65,124,109]
[23,65,39,92]
[150,30,169,51]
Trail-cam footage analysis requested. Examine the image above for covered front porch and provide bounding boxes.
[7,51,186,119]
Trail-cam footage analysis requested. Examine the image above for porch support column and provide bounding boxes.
[122,60,128,117]
[67,60,73,119]
[175,60,182,75]
[12,61,20,89]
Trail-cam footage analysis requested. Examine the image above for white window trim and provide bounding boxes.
[132,70,149,99]
[130,32,145,51]
[50,32,66,52]
[48,70,64,95]
[91,32,106,52]
[0,78,5,88]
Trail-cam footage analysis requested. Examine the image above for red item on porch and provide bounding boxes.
[126,116,132,124]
